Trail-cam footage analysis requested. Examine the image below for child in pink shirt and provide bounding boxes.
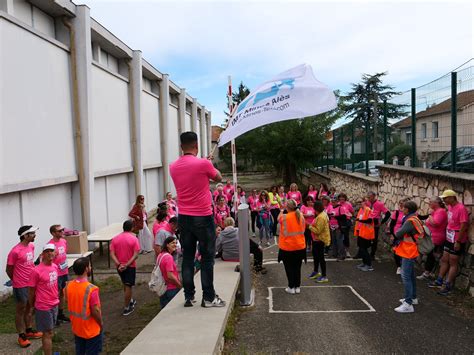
[301,196,316,250]
[215,196,230,229]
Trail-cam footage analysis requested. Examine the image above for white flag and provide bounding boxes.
[218,64,337,147]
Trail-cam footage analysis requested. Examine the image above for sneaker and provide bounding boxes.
[394,301,414,313]
[25,329,42,339]
[201,296,226,308]
[356,263,365,269]
[252,233,256,237]
[428,279,443,288]
[416,271,430,280]
[399,298,419,305]
[346,250,352,258]
[295,287,301,294]
[57,313,70,323]
[359,265,374,272]
[284,287,295,295]
[129,299,137,308]
[265,242,271,247]
[122,306,135,316]
[308,271,321,279]
[437,287,452,296]
[396,267,402,275]
[17,335,31,348]
[316,276,329,283]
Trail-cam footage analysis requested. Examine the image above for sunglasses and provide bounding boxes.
[55,228,65,233]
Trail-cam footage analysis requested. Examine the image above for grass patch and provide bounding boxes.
[224,301,242,342]
[52,332,65,343]
[95,276,123,293]
[137,298,161,317]
[0,296,16,333]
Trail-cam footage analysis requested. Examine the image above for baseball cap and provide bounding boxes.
[18,225,39,237]
[439,189,457,199]
[43,243,56,252]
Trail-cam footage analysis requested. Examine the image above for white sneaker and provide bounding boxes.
[295,287,301,294]
[394,301,414,313]
[399,298,418,305]
[285,287,295,295]
[396,267,401,275]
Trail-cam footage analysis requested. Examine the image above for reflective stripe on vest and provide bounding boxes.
[282,214,305,236]
[69,284,95,320]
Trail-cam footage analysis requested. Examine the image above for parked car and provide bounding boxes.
[431,146,474,173]
[353,160,385,176]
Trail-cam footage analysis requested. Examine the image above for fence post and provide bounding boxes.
[238,204,253,306]
[411,88,416,167]
[332,130,336,169]
[351,121,355,172]
[383,100,388,164]
[365,108,370,176]
[451,72,457,173]
[340,126,344,169]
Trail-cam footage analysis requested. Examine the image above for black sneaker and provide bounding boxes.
[184,296,196,307]
[201,296,226,308]
[122,306,134,316]
[129,299,137,308]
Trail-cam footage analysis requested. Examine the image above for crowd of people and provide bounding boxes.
[4,131,472,354]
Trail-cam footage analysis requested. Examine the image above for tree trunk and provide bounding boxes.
[283,162,298,187]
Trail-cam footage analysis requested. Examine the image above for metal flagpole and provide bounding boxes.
[227,76,239,221]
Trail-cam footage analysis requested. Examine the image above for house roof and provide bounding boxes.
[392,89,474,129]
[211,125,224,142]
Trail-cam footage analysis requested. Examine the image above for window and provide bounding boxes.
[405,132,412,145]
[432,121,439,139]
[421,123,427,139]
[13,1,55,38]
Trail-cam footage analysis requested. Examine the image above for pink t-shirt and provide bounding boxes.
[300,205,316,225]
[368,200,388,220]
[71,277,100,307]
[48,238,68,276]
[287,191,302,205]
[307,191,318,201]
[223,185,234,202]
[391,210,404,234]
[247,195,258,211]
[215,204,230,227]
[426,208,448,245]
[326,205,339,229]
[29,263,59,311]
[447,203,470,243]
[7,242,35,288]
[169,155,218,216]
[158,253,179,291]
[340,201,354,215]
[153,220,171,237]
[110,232,140,268]
[213,190,228,203]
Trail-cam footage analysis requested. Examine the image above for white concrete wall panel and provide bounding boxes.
[0,19,76,186]
[141,92,161,166]
[144,168,159,208]
[106,174,131,224]
[91,65,132,173]
[94,178,108,230]
[203,120,208,157]
[185,113,192,132]
[196,119,201,157]
[167,106,180,164]
[32,6,55,38]
[13,0,32,26]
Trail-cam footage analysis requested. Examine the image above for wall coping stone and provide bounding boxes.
[378,165,474,184]
[329,168,380,183]
[309,169,330,180]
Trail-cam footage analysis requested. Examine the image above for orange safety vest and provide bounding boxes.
[393,216,423,259]
[356,206,375,240]
[66,280,101,339]
[279,211,306,251]
[353,208,364,237]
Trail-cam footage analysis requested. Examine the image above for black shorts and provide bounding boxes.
[118,267,136,286]
[13,287,29,304]
[444,241,465,256]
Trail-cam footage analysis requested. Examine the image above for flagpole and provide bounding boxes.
[227,76,239,220]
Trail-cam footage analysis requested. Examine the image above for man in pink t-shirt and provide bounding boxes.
[430,190,471,295]
[169,131,225,308]
[223,180,234,206]
[29,243,60,355]
[367,191,390,259]
[110,220,140,316]
[6,225,43,348]
[47,224,70,324]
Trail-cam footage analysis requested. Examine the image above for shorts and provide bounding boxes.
[118,267,136,286]
[13,287,29,304]
[35,306,58,332]
[58,274,69,290]
[444,241,466,256]
[75,333,103,355]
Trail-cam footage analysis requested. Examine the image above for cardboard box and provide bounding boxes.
[65,232,88,255]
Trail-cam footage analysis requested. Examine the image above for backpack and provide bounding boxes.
[409,217,434,255]
[148,254,170,296]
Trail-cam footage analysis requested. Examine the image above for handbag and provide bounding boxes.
[148,254,170,296]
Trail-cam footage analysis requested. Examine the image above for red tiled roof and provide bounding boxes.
[211,125,224,142]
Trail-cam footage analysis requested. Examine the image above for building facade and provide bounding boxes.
[0,0,212,294]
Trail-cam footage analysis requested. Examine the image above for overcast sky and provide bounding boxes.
[77,0,473,126]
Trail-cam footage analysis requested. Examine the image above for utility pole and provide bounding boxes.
[372,94,379,160]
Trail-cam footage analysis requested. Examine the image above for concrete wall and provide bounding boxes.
[0,2,212,295]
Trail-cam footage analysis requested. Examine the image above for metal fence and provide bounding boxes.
[317,59,474,176]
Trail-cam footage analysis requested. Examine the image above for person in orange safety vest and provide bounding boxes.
[66,257,103,355]
[392,201,424,313]
[278,199,306,295]
[354,198,375,272]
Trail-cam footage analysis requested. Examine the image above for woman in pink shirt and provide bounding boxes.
[278,186,287,210]
[214,196,230,229]
[157,236,182,308]
[319,183,329,199]
[213,183,227,203]
[287,183,302,206]
[336,193,353,258]
[418,197,448,280]
[306,184,318,202]
[257,191,273,246]
[301,196,316,251]
[247,189,259,237]
[164,192,178,219]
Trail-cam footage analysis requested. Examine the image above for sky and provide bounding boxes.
[76,0,473,127]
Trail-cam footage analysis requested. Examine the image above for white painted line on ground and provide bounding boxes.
[267,285,376,313]
[263,258,359,265]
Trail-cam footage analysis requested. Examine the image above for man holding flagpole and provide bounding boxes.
[170,132,226,308]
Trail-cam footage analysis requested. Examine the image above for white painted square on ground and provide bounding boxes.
[268,286,376,313]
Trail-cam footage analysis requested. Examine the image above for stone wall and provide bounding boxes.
[327,168,380,203]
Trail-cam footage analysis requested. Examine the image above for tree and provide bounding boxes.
[342,72,407,159]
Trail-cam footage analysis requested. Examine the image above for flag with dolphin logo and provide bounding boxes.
[218,63,337,147]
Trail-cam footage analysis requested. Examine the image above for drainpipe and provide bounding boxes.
[159,74,170,193]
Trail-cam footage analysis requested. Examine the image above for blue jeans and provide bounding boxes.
[332,229,345,259]
[178,214,216,302]
[160,288,180,308]
[401,257,417,305]
[75,332,103,355]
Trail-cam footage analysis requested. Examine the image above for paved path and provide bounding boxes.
[227,241,474,354]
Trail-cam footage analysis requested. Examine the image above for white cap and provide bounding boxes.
[20,226,39,237]
[43,243,56,252]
